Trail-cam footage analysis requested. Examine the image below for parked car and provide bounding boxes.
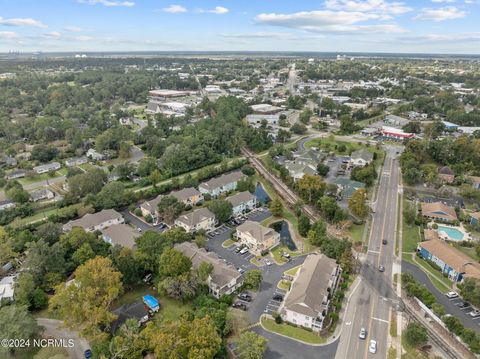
[459,301,470,309]
[137,227,142,232]
[237,267,245,274]
[282,252,291,259]
[232,302,248,311]
[238,292,252,302]
[235,246,243,253]
[272,294,284,302]
[143,273,153,284]
[378,265,385,272]
[239,247,249,255]
[265,259,272,266]
[359,327,367,340]
[138,315,150,327]
[446,291,459,299]
[382,239,387,245]
[84,350,93,359]
[369,340,377,354]
[469,309,480,318]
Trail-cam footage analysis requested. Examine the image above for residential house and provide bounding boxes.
[333,178,366,199]
[227,191,257,216]
[0,156,17,168]
[65,157,88,167]
[199,171,246,198]
[350,149,374,167]
[174,208,216,233]
[281,253,341,331]
[86,148,105,161]
[0,276,16,304]
[236,220,280,256]
[421,202,458,222]
[101,224,139,249]
[140,187,204,224]
[174,241,243,298]
[438,166,455,184]
[285,162,317,181]
[63,209,124,232]
[418,239,480,282]
[30,188,55,202]
[5,169,26,180]
[33,162,61,174]
[0,200,15,211]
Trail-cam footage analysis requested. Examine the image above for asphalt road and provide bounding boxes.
[336,146,400,359]
[402,260,480,333]
[37,318,90,359]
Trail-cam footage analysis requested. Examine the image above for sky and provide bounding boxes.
[0,0,479,54]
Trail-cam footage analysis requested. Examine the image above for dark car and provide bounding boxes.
[232,302,248,311]
[84,349,93,359]
[459,301,470,308]
[238,292,252,302]
[382,239,387,245]
[272,294,284,302]
[235,246,242,253]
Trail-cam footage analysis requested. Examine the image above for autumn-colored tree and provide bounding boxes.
[296,174,326,204]
[49,257,123,341]
[348,188,369,218]
[143,315,222,359]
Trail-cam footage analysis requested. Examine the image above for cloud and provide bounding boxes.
[42,31,61,39]
[163,4,187,13]
[397,32,480,42]
[77,0,135,7]
[324,0,412,15]
[204,6,229,14]
[0,17,47,28]
[414,6,466,21]
[255,10,405,33]
[0,31,17,39]
[431,0,456,2]
[220,32,325,40]
[64,26,84,32]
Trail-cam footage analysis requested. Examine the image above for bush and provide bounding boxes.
[404,322,427,348]
[134,208,142,216]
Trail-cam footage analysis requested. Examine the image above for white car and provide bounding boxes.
[369,340,377,354]
[469,309,480,318]
[265,259,272,266]
[359,327,367,340]
[446,291,459,299]
[239,247,249,255]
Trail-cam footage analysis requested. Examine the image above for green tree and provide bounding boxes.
[158,248,192,278]
[95,181,130,209]
[0,305,39,357]
[197,261,214,282]
[298,214,311,237]
[403,201,417,225]
[49,257,123,341]
[290,122,307,135]
[299,108,313,124]
[348,188,368,218]
[207,199,233,224]
[269,198,283,217]
[316,163,330,177]
[157,195,185,225]
[109,318,145,359]
[244,269,263,290]
[237,331,268,359]
[6,186,30,203]
[68,168,106,198]
[443,315,464,336]
[404,322,428,348]
[297,174,326,204]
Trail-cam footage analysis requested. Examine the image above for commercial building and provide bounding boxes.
[381,126,414,139]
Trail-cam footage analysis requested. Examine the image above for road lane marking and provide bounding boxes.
[368,250,380,254]
[371,317,389,324]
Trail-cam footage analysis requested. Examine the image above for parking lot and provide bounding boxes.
[324,155,351,183]
[264,288,287,315]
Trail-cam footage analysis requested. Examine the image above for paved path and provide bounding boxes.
[37,318,90,359]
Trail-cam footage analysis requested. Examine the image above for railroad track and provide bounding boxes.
[403,304,466,359]
[241,147,320,223]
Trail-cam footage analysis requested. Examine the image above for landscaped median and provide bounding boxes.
[222,238,236,248]
[260,317,326,345]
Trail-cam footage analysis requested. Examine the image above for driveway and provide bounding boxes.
[121,210,168,233]
[37,318,90,359]
[402,260,480,333]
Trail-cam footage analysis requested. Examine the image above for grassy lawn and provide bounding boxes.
[222,239,236,248]
[112,285,192,325]
[271,245,303,264]
[79,162,97,172]
[18,170,66,186]
[284,265,301,277]
[390,312,397,337]
[305,136,384,161]
[261,318,326,344]
[278,280,291,291]
[250,257,263,266]
[403,254,452,292]
[403,223,421,253]
[348,223,365,244]
[388,347,397,359]
[8,203,84,229]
